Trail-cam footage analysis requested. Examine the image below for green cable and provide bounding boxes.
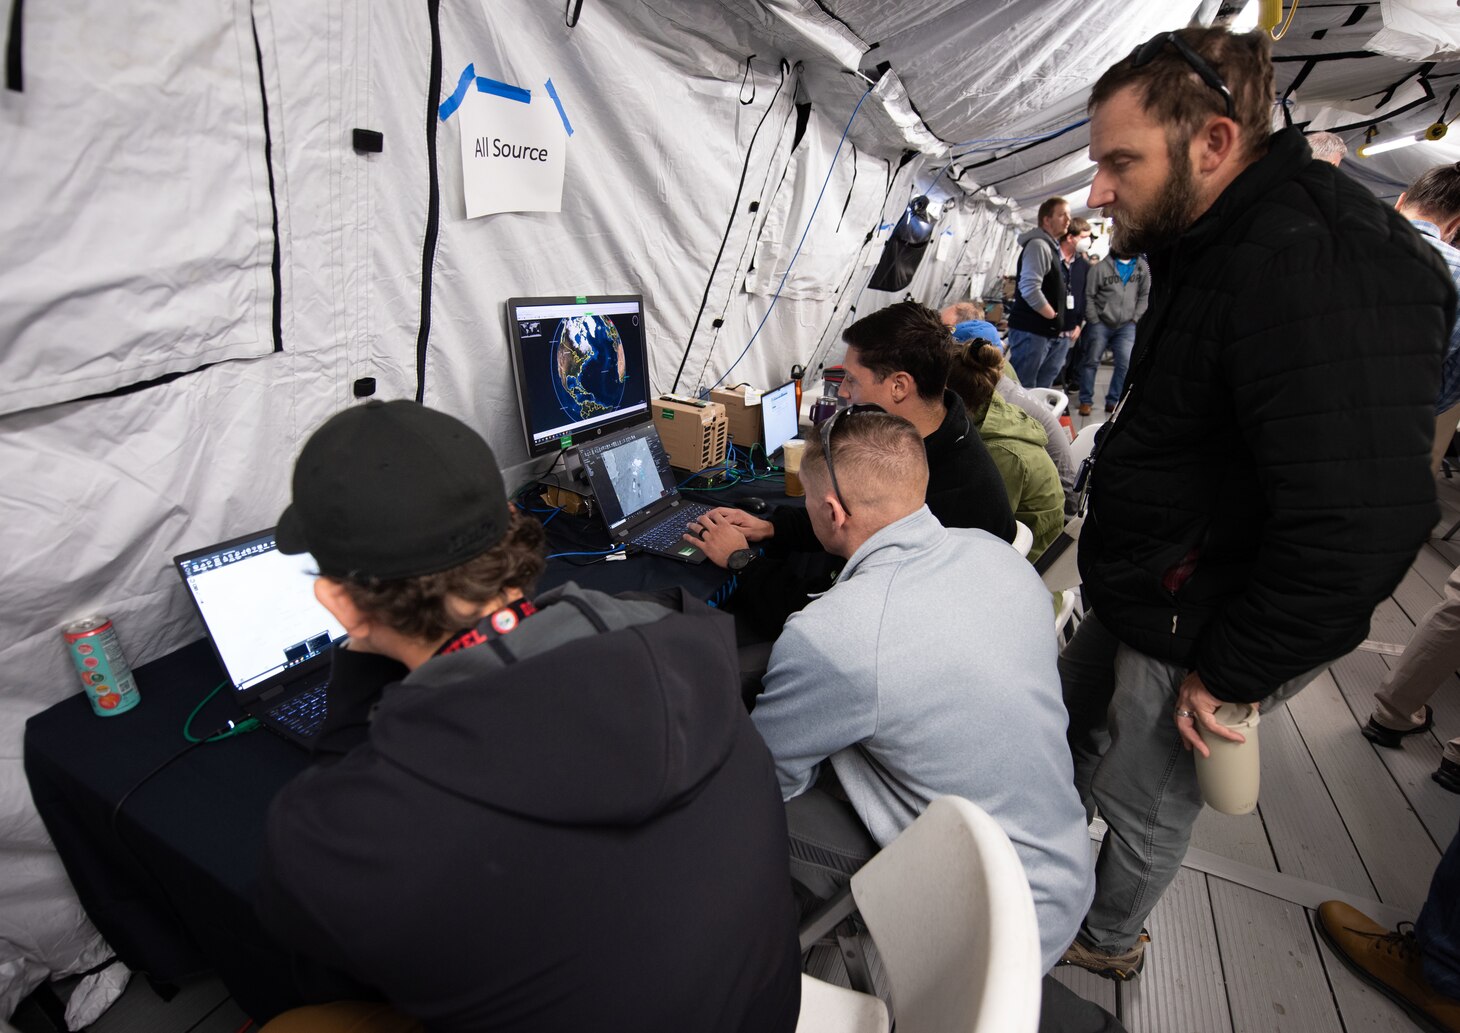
[183,682,260,743]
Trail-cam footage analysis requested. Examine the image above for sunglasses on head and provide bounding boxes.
[817,403,885,517]
[1130,31,1235,121]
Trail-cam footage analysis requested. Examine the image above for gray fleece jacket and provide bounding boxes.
[752,506,1093,972]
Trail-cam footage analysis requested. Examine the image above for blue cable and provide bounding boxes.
[710,85,875,391]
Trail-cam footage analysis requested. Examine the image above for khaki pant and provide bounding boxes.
[1371,562,1460,766]
[261,1002,423,1033]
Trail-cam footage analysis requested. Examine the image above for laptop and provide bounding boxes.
[577,423,713,563]
[761,380,800,462]
[174,528,346,746]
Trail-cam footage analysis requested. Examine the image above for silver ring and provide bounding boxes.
[1174,709,1196,719]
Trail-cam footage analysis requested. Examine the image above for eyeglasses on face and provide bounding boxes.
[1130,31,1236,121]
[817,403,886,517]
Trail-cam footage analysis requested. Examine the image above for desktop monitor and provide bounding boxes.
[761,381,799,458]
[505,295,652,457]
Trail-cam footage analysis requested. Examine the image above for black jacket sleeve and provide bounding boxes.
[312,645,408,756]
[1194,229,1453,702]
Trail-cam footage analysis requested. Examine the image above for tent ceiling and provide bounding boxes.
[761,0,1460,221]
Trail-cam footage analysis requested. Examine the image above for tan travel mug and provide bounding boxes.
[1194,703,1261,815]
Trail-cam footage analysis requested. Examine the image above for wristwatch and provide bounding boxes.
[726,548,757,571]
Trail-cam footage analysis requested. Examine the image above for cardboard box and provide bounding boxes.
[652,397,728,472]
[709,387,764,449]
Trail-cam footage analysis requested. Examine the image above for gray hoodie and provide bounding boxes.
[752,506,1094,972]
[1085,254,1151,328]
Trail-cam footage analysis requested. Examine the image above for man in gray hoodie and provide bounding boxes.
[697,407,1112,1030]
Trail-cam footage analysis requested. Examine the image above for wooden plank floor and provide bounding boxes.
[14,365,1460,1033]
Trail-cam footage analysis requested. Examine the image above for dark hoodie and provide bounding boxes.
[255,584,800,1033]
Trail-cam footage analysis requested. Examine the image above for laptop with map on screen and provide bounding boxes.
[577,423,712,564]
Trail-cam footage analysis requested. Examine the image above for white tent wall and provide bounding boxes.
[0,1,382,705]
[1,0,1028,705]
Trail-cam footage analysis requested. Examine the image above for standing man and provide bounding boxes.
[1077,249,1150,416]
[1049,217,1093,392]
[1007,197,1071,386]
[1059,27,1454,982]
[1359,163,1460,793]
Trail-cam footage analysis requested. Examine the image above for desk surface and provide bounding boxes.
[24,480,793,1021]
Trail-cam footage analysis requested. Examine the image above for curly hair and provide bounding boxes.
[338,508,547,641]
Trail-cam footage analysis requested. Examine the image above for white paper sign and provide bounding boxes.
[458,88,566,218]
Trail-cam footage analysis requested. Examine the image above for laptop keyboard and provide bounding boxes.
[266,681,329,739]
[631,501,713,552]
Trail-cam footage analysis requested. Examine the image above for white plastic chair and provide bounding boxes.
[796,796,1043,1033]
[1012,520,1034,558]
[1069,421,1104,467]
[1054,588,1077,637]
[795,973,889,1033]
[1036,388,1068,418]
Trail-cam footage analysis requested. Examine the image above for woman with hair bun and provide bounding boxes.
[947,340,1065,560]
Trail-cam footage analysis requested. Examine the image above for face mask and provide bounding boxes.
[1075,237,1091,254]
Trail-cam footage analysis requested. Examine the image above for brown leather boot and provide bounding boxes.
[1317,901,1460,1032]
[1078,403,1091,417]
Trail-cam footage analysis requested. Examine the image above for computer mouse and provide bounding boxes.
[737,497,770,516]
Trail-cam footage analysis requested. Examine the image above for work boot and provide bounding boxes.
[1057,930,1149,981]
[1078,403,1091,416]
[1317,901,1460,1032]
[1362,705,1434,749]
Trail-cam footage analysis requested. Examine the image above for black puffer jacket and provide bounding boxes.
[1079,128,1455,703]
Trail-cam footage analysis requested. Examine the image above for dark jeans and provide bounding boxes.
[1418,820,1460,997]
[1078,322,1136,408]
[786,786,1125,1033]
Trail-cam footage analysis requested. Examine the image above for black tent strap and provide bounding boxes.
[668,59,792,392]
[250,9,283,355]
[740,54,756,105]
[565,0,584,28]
[6,0,21,91]
[415,0,443,403]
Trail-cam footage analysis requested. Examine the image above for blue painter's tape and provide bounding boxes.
[475,74,531,104]
[438,63,476,122]
[545,78,574,137]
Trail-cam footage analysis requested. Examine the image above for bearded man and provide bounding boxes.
[1057,27,1455,981]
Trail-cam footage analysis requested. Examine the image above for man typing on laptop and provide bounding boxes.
[254,400,799,1033]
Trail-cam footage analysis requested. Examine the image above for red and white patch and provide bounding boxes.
[491,609,519,634]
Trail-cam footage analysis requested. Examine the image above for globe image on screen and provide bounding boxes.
[551,314,629,421]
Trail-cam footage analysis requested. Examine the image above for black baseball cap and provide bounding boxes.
[277,400,510,580]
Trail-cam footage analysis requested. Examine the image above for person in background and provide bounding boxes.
[1307,129,1347,167]
[1052,217,1094,393]
[1078,248,1151,416]
[948,341,1065,559]
[1059,27,1451,982]
[941,299,1003,350]
[1007,197,1072,386]
[702,408,1118,1033]
[695,301,1016,640]
[1317,824,1460,1032]
[256,400,801,1033]
[1359,162,1460,793]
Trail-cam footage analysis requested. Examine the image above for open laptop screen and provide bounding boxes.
[175,530,345,696]
[761,380,799,458]
[577,425,679,531]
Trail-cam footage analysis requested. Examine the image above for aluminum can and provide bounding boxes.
[63,616,141,716]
